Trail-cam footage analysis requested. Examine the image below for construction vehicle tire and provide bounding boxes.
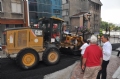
[16,49,39,69]
[43,47,60,65]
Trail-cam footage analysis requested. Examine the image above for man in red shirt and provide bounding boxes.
[82,35,103,79]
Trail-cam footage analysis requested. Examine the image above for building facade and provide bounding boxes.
[28,0,52,24]
[62,0,70,27]
[0,0,25,44]
[51,0,62,18]
[28,0,62,26]
[91,0,102,33]
[62,0,102,33]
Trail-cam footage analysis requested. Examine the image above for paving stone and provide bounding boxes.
[70,55,120,79]
[112,66,120,79]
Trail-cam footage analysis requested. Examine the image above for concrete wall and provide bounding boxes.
[0,0,24,19]
[62,0,102,33]
[70,17,80,30]
[62,0,70,25]
[62,0,81,26]
[69,0,81,16]
[0,25,6,44]
[89,1,101,33]
[80,0,89,12]
[0,0,24,44]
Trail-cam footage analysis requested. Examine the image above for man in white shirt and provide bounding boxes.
[80,40,89,55]
[97,34,112,79]
[80,39,89,73]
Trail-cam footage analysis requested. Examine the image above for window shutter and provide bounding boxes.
[11,3,17,12]
[17,3,21,13]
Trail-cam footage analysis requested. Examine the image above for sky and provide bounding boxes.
[101,0,120,24]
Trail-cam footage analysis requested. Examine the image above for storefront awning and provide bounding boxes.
[0,19,24,24]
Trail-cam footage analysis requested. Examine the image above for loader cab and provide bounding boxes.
[38,17,64,43]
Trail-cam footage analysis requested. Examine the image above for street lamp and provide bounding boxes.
[87,12,91,20]
[108,22,110,38]
[75,26,78,35]
[82,13,91,39]
[83,14,86,39]
[108,20,111,39]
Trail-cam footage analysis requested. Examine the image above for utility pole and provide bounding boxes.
[83,14,85,39]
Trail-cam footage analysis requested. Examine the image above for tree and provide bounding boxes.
[99,29,103,36]
[100,21,119,31]
[100,21,109,30]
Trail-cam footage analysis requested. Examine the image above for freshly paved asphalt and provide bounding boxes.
[0,54,80,79]
[0,37,120,79]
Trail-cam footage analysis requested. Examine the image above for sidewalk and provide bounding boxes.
[70,51,120,79]
[112,66,120,79]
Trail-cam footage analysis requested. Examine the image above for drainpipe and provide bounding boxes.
[23,0,29,27]
[68,0,71,31]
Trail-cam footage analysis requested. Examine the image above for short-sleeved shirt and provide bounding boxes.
[83,44,103,67]
[80,43,89,55]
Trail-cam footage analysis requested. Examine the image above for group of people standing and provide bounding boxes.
[80,34,112,79]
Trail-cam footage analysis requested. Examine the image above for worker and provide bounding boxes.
[52,24,60,41]
[62,25,69,34]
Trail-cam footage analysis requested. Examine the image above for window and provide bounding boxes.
[66,10,69,15]
[62,0,68,4]
[62,10,69,16]
[29,2,37,11]
[66,0,68,3]
[29,0,37,2]
[53,9,60,14]
[0,0,3,12]
[55,0,57,4]
[11,1,22,13]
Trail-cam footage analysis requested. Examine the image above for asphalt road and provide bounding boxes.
[0,54,80,79]
[0,38,120,79]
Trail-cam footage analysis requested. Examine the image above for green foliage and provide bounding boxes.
[99,29,103,36]
[100,21,108,30]
[100,21,120,31]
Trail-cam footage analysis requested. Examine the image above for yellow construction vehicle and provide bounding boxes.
[60,27,84,55]
[3,17,83,69]
[3,17,64,69]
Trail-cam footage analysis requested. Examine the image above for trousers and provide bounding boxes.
[97,60,109,79]
[83,66,101,79]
